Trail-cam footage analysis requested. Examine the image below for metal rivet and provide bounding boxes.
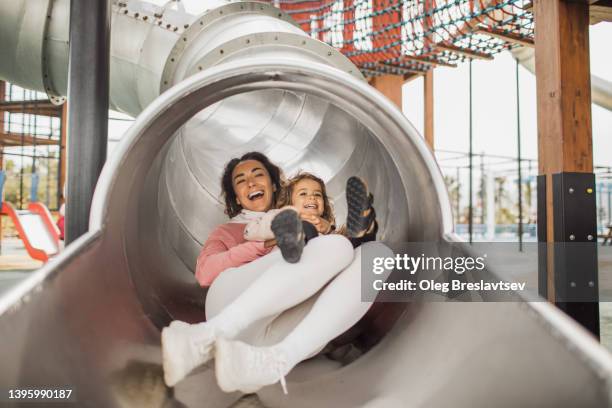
[246,39,250,44]
[587,234,593,241]
[302,40,306,45]
[328,51,332,56]
[569,234,575,241]
[124,10,128,14]
[569,187,574,194]
[198,66,203,71]
[143,16,148,21]
[164,81,168,85]
[570,282,576,288]
[586,188,593,194]
[219,10,223,14]
[134,13,139,18]
[166,24,171,28]
[171,58,175,62]
[173,27,178,32]
[183,37,187,41]
[184,24,189,29]
[200,21,204,25]
[589,281,595,287]
[220,49,224,54]
[274,36,278,40]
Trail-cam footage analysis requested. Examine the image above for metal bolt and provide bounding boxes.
[570,282,576,288]
[588,281,595,288]
[586,188,593,194]
[569,234,575,241]
[587,235,593,241]
[568,187,574,194]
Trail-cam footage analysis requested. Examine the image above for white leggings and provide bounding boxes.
[205,235,392,370]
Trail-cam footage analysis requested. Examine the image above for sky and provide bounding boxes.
[402,22,612,170]
[108,7,612,171]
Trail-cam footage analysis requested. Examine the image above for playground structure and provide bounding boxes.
[0,82,64,261]
[0,0,611,407]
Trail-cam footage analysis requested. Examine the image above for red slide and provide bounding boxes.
[1,202,60,262]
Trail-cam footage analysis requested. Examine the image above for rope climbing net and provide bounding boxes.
[271,0,534,76]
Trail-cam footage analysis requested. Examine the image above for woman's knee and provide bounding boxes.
[305,234,354,267]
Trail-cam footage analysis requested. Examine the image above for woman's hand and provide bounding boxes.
[301,214,332,234]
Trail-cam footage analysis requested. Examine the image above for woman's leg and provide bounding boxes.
[205,234,354,339]
[163,234,353,386]
[215,242,394,393]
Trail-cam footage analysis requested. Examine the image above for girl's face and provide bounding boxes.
[291,178,325,217]
[232,160,275,212]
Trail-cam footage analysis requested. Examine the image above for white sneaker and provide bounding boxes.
[215,338,290,395]
[162,320,217,387]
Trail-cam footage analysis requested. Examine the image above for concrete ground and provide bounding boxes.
[0,238,42,297]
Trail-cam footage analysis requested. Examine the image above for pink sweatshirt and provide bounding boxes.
[195,222,273,287]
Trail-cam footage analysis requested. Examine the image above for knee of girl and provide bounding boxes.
[307,234,354,266]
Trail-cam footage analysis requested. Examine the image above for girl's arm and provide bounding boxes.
[195,237,272,286]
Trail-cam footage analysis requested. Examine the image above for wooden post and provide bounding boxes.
[534,0,598,336]
[424,70,434,149]
[422,0,435,150]
[369,75,403,109]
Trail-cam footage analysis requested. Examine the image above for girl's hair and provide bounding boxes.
[221,152,285,218]
[280,172,336,228]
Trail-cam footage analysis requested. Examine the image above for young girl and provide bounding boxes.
[162,153,391,395]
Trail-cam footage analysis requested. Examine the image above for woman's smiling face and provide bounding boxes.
[291,178,324,217]
[232,160,275,212]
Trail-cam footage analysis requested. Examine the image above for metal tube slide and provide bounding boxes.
[1,1,612,407]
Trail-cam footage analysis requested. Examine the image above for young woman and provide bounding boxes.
[162,152,391,395]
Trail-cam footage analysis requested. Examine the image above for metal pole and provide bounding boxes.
[19,89,26,210]
[516,59,523,251]
[468,59,473,244]
[456,166,461,223]
[66,0,111,244]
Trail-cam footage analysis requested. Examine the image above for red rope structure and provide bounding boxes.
[272,0,534,77]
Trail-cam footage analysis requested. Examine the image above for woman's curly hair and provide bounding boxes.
[279,172,336,228]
